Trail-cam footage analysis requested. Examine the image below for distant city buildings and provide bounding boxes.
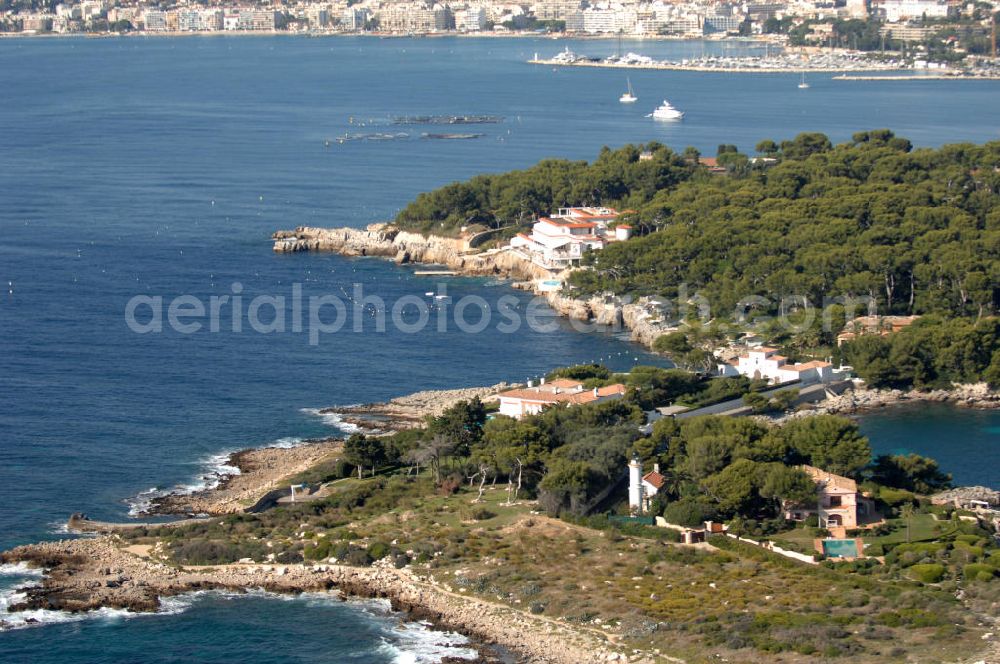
[1,0,995,59]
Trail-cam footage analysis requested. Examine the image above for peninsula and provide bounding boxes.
[4,369,1000,662]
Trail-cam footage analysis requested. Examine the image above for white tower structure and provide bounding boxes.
[628,456,644,514]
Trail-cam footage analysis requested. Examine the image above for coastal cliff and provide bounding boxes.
[273,224,550,281]
[272,224,668,349]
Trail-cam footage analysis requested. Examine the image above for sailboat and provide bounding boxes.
[619,78,638,103]
[798,73,810,89]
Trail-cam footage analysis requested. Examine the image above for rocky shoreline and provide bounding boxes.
[271,224,670,350]
[782,382,1000,421]
[147,438,343,516]
[272,224,550,281]
[324,383,511,433]
[0,537,627,663]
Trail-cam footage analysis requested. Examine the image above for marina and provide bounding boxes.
[534,47,908,73]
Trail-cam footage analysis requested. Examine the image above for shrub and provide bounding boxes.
[879,487,916,507]
[662,497,715,527]
[908,563,946,584]
[367,541,391,560]
[963,564,997,582]
[438,475,462,495]
[471,507,497,521]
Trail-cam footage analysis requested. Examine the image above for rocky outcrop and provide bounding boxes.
[272,225,675,354]
[147,438,343,517]
[780,383,1000,422]
[1,537,628,663]
[931,486,1000,507]
[326,383,512,433]
[273,224,550,281]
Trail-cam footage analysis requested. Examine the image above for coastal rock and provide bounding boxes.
[272,225,549,281]
[147,438,344,517]
[325,383,511,433]
[1,537,619,664]
[931,486,1000,507]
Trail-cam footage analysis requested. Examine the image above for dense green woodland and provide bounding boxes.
[336,364,952,530]
[843,315,1000,389]
[400,131,1000,323]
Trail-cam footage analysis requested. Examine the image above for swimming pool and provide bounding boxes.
[823,539,860,558]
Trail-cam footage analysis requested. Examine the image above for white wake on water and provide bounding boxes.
[299,407,362,434]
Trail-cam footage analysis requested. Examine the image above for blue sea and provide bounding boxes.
[1,35,999,662]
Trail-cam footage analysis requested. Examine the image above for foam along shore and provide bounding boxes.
[320,383,511,433]
[142,438,343,517]
[0,537,625,663]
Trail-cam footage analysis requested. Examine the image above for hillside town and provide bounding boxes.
[2,0,998,65]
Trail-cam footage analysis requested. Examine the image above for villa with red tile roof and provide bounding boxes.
[784,465,873,529]
[509,207,632,270]
[497,377,627,419]
[836,315,921,346]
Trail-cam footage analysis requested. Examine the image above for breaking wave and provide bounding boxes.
[125,449,241,516]
[299,407,361,434]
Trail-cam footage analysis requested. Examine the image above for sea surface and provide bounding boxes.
[1,35,999,662]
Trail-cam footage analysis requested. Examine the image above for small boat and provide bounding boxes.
[619,77,637,104]
[647,99,684,120]
[798,73,810,89]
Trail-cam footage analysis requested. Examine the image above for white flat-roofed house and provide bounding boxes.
[718,347,833,385]
[510,206,623,270]
[876,0,949,22]
[497,378,627,419]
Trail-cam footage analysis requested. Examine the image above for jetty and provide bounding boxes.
[833,74,1000,81]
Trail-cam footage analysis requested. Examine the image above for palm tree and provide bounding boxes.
[900,503,915,543]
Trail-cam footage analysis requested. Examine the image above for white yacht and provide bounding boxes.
[648,99,684,120]
[798,73,810,89]
[619,78,638,103]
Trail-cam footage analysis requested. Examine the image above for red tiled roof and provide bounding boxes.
[642,471,666,490]
[800,465,857,492]
[497,383,626,406]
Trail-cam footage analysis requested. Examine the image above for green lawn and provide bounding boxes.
[867,514,958,547]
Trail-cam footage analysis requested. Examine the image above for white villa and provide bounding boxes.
[497,378,627,419]
[717,347,833,385]
[510,207,632,270]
